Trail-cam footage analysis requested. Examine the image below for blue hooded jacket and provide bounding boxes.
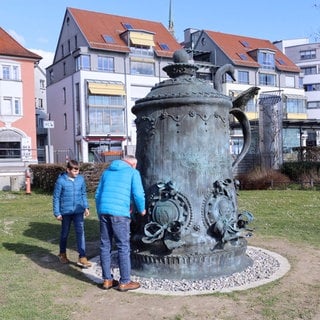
[95,160,145,218]
[53,172,89,217]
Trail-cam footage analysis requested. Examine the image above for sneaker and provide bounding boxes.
[77,257,92,268]
[102,279,119,290]
[116,281,140,292]
[58,253,69,264]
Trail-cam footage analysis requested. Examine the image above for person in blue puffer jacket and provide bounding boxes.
[95,155,146,292]
[53,160,91,268]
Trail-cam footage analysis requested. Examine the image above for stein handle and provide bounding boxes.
[229,108,251,169]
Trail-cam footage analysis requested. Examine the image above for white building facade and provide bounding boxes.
[275,39,320,147]
[46,8,181,163]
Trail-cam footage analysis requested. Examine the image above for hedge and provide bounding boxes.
[29,163,109,193]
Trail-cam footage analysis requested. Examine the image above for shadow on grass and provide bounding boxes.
[2,219,101,286]
[3,242,97,285]
[23,220,100,245]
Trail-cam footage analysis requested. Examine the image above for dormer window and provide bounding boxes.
[129,31,154,47]
[121,29,155,48]
[258,50,275,70]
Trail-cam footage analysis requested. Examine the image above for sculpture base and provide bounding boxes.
[131,238,252,280]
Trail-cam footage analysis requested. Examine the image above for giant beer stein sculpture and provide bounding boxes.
[131,49,255,279]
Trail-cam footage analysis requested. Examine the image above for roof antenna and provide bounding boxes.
[168,0,175,37]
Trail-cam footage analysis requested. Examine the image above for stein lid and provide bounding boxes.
[132,49,231,113]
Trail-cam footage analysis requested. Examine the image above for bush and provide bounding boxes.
[29,162,109,193]
[281,161,320,182]
[237,168,291,190]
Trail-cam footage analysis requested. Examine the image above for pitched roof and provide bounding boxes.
[205,30,300,73]
[0,27,41,60]
[68,7,182,58]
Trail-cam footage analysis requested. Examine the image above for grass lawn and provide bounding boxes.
[0,189,319,319]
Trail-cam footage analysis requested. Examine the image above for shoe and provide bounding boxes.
[102,279,119,290]
[77,257,92,268]
[58,253,69,264]
[116,281,140,292]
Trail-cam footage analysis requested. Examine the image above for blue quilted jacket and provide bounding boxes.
[95,160,145,218]
[53,172,89,217]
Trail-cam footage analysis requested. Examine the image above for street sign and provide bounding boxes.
[43,120,55,128]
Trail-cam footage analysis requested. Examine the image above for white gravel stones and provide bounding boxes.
[82,246,290,295]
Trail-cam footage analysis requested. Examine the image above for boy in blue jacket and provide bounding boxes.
[95,155,146,291]
[53,160,91,268]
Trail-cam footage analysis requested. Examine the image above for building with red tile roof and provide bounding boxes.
[46,7,182,163]
[183,28,308,170]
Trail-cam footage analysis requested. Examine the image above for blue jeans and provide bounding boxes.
[99,215,131,284]
[59,213,86,258]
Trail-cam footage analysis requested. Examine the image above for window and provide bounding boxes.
[130,47,154,58]
[63,87,66,104]
[159,43,170,51]
[240,40,250,48]
[40,79,45,89]
[258,51,275,70]
[286,98,306,113]
[285,76,295,87]
[98,56,114,72]
[0,141,21,159]
[88,95,125,134]
[301,66,317,75]
[2,65,10,79]
[1,97,21,115]
[14,99,20,114]
[245,98,255,112]
[103,35,115,43]
[299,77,304,89]
[276,58,286,65]
[12,66,19,80]
[230,137,244,155]
[88,95,124,106]
[238,71,249,84]
[49,70,54,84]
[122,22,133,29]
[76,55,90,71]
[75,83,80,111]
[130,60,154,75]
[238,53,248,61]
[1,63,20,81]
[259,73,276,86]
[300,49,316,60]
[64,113,67,130]
[88,107,125,134]
[307,101,320,109]
[38,98,43,109]
[304,83,320,91]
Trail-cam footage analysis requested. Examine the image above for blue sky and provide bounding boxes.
[1,0,319,67]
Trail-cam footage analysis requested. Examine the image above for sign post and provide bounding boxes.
[44,121,54,163]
